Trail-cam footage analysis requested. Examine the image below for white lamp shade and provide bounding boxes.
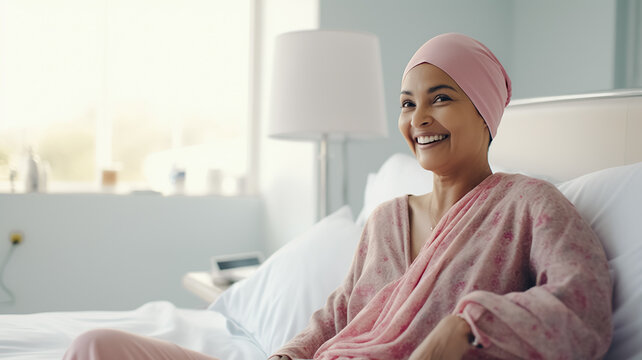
[268,30,388,140]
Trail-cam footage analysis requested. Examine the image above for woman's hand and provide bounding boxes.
[408,314,472,360]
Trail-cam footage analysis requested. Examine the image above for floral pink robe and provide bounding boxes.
[272,173,612,359]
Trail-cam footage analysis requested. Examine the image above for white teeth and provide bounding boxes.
[417,134,447,145]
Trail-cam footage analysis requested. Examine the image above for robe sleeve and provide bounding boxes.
[269,220,373,360]
[455,183,613,359]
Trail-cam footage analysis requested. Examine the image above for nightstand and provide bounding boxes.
[181,271,231,303]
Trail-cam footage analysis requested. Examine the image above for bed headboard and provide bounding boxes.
[489,89,642,182]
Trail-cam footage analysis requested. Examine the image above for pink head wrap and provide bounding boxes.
[403,33,512,139]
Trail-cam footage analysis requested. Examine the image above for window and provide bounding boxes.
[0,0,252,195]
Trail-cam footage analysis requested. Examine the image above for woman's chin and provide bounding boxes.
[415,156,436,172]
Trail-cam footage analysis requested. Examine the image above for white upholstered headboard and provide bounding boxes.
[489,90,642,182]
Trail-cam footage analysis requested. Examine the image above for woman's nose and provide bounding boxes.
[411,106,431,127]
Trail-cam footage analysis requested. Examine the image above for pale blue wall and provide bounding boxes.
[0,194,263,313]
[320,0,621,214]
[511,0,616,99]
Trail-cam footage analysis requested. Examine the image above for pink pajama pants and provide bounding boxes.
[63,329,221,360]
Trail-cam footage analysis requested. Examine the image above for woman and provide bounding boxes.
[268,33,612,359]
[64,33,612,360]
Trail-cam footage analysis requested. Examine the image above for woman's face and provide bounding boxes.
[398,63,490,175]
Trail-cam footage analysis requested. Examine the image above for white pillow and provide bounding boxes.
[557,161,642,360]
[356,153,433,226]
[209,206,361,356]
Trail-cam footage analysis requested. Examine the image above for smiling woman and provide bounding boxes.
[269,33,612,360]
[0,0,253,194]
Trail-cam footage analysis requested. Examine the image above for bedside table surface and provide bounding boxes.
[182,271,231,303]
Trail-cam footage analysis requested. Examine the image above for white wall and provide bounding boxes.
[258,0,319,255]
[0,193,263,314]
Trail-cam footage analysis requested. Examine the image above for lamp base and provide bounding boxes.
[318,134,328,219]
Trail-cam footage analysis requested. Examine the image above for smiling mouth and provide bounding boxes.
[416,134,449,145]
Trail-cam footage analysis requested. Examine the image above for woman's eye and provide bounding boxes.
[434,94,452,103]
[401,100,415,108]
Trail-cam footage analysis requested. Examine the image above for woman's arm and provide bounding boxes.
[453,189,613,359]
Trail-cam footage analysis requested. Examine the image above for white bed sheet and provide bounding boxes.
[0,301,266,360]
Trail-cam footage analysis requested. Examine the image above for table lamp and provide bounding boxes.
[268,30,388,218]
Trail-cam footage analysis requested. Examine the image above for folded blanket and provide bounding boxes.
[274,173,612,359]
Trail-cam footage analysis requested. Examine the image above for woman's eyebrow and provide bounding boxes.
[400,84,456,96]
[428,84,456,93]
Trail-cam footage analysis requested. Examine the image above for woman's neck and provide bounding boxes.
[429,162,493,220]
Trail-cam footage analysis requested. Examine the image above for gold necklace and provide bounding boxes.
[429,213,438,231]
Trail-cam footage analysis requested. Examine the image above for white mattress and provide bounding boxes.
[0,301,267,360]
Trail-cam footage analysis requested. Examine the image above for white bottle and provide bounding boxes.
[24,148,41,193]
